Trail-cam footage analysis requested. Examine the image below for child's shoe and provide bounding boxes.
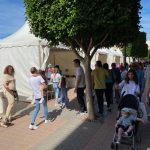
[116,138,120,144]
[39,97,44,103]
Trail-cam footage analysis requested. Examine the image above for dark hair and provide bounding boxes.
[30,67,38,74]
[39,69,48,85]
[125,69,138,84]
[55,65,60,69]
[4,65,15,75]
[103,63,109,70]
[96,61,102,67]
[111,63,116,68]
[60,76,66,88]
[73,59,80,65]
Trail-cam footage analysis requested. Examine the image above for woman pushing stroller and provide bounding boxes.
[118,69,140,98]
[111,69,144,149]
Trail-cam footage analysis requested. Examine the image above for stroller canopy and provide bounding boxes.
[118,94,139,111]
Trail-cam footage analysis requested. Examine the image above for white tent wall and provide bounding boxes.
[0,22,50,100]
[0,44,47,98]
[46,49,76,88]
[91,48,123,69]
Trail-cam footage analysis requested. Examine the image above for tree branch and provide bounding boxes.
[87,37,93,55]
[90,33,109,59]
[71,44,84,60]
[74,38,86,54]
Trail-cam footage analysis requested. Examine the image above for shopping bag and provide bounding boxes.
[139,102,148,123]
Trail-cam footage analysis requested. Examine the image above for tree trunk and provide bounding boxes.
[82,57,95,120]
[123,45,126,65]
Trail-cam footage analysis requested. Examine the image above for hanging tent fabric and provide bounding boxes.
[0,22,49,98]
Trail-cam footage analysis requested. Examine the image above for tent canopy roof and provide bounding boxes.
[97,47,122,56]
[0,22,47,47]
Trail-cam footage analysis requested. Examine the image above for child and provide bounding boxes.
[115,107,144,144]
[38,70,47,103]
[47,64,54,81]
[59,75,69,109]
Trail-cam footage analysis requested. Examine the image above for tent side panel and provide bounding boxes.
[0,46,40,98]
[48,50,76,76]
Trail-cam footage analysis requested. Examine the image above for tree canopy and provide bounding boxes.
[24,0,142,60]
[123,32,148,58]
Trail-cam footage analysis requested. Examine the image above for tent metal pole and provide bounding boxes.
[38,40,42,68]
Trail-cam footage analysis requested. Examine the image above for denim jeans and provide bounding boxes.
[53,87,59,104]
[31,97,48,124]
[60,88,69,106]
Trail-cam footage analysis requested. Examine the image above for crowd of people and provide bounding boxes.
[0,59,150,131]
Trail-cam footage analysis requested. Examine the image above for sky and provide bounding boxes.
[0,0,150,40]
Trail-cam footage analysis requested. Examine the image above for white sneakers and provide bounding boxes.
[39,97,45,104]
[116,139,120,144]
[29,120,48,130]
[0,122,8,128]
[29,124,38,130]
[45,120,49,123]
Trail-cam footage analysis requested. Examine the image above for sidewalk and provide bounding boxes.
[0,89,150,150]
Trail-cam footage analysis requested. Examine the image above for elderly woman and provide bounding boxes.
[0,65,18,127]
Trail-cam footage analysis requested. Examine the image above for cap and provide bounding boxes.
[121,108,130,113]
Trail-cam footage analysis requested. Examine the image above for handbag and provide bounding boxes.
[11,90,19,101]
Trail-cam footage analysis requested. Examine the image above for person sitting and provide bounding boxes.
[115,107,144,144]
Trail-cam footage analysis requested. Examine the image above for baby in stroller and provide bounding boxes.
[115,107,144,144]
[111,94,144,150]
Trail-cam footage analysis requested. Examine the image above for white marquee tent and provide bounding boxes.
[0,22,50,98]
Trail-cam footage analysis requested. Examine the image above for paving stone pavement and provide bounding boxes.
[0,89,150,150]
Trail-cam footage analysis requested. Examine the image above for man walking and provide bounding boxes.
[92,61,109,116]
[73,59,87,113]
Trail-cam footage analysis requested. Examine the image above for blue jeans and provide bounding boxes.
[53,87,59,104]
[60,88,69,106]
[31,97,48,124]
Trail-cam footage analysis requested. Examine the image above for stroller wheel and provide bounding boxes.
[136,136,141,143]
[131,147,138,150]
[110,142,115,149]
[115,143,118,150]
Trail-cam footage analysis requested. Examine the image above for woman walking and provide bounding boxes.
[118,69,140,97]
[50,66,61,108]
[0,65,18,127]
[103,63,114,112]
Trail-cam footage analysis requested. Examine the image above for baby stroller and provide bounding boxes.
[111,94,143,150]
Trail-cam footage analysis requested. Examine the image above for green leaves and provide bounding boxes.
[24,0,142,51]
[122,32,148,58]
